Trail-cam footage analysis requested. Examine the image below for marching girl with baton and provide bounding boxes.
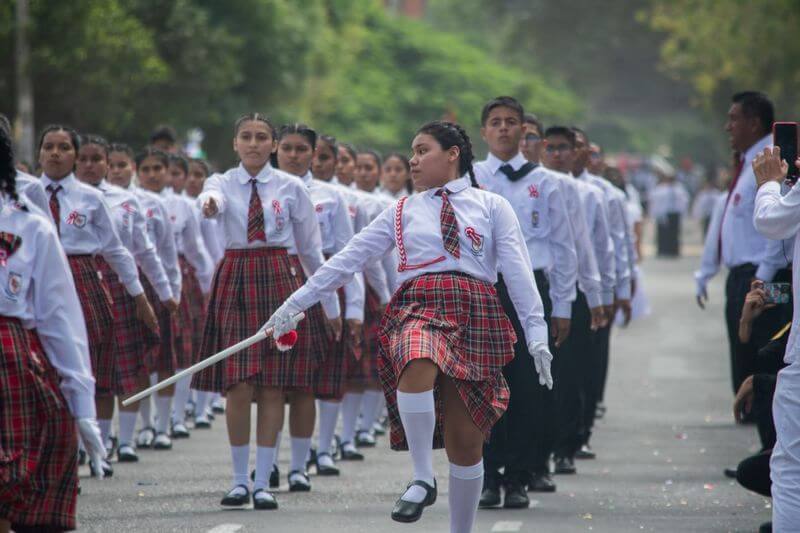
[191,113,338,510]
[265,121,553,533]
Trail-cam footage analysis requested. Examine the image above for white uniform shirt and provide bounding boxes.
[692,188,725,221]
[40,173,143,297]
[649,182,690,221]
[754,180,800,363]
[163,189,214,292]
[16,171,50,217]
[97,181,172,301]
[0,195,96,419]
[290,177,548,345]
[133,187,182,301]
[575,178,616,305]
[199,164,338,318]
[475,153,578,318]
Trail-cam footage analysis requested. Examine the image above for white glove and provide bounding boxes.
[78,417,106,479]
[263,299,304,351]
[527,340,554,390]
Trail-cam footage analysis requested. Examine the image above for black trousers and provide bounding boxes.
[597,321,611,404]
[582,322,610,445]
[736,449,771,497]
[484,271,553,484]
[657,213,681,257]
[554,290,592,459]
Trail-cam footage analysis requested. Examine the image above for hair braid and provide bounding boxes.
[0,126,19,203]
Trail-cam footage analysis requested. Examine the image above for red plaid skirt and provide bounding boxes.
[191,248,324,392]
[68,255,115,395]
[348,285,383,388]
[378,272,516,451]
[97,259,160,395]
[142,276,177,375]
[174,255,206,369]
[314,287,355,400]
[0,318,78,531]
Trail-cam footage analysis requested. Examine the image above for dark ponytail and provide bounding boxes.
[416,120,478,188]
[0,124,19,203]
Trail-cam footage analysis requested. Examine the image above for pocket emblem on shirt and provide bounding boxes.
[531,210,540,228]
[733,193,741,206]
[528,184,539,198]
[465,227,484,256]
[66,211,87,228]
[315,204,323,213]
[4,271,22,300]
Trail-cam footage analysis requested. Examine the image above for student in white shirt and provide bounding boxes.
[0,123,108,533]
[265,120,552,533]
[192,114,337,511]
[649,173,690,257]
[381,153,413,200]
[692,179,725,237]
[335,143,358,188]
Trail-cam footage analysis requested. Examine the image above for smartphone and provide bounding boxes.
[773,122,799,181]
[764,282,792,305]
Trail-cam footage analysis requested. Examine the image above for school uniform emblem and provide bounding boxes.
[528,184,540,198]
[4,271,22,300]
[531,211,540,228]
[146,208,155,218]
[315,204,323,213]
[465,227,484,256]
[733,193,741,206]
[0,232,22,266]
[66,211,87,228]
[348,205,357,219]
[273,200,285,232]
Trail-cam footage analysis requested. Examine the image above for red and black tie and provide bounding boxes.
[247,179,267,243]
[46,183,62,234]
[436,189,460,258]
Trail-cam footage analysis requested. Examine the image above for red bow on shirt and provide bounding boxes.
[0,232,22,266]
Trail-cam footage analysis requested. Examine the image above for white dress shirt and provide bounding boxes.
[40,173,143,297]
[692,188,725,221]
[649,182,690,221]
[133,187,182,301]
[475,153,578,318]
[575,178,616,305]
[163,189,214,292]
[16,171,50,217]
[200,164,338,318]
[0,194,96,419]
[289,177,548,345]
[754,180,800,363]
[97,181,172,301]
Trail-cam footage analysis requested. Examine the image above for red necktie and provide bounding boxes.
[436,189,460,258]
[247,179,267,243]
[717,157,745,260]
[46,184,62,234]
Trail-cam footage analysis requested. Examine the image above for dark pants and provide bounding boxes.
[554,290,592,459]
[582,322,610,445]
[484,271,553,485]
[657,213,681,257]
[597,321,612,404]
[736,449,771,497]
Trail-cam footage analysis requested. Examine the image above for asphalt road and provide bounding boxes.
[76,221,771,532]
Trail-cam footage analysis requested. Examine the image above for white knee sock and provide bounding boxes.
[317,400,340,456]
[273,431,282,468]
[230,444,250,488]
[172,374,191,424]
[139,396,154,428]
[155,395,172,434]
[118,411,138,447]
[194,390,210,419]
[98,418,112,444]
[449,460,483,533]
[254,446,276,491]
[397,389,436,503]
[358,390,383,432]
[341,392,362,444]
[290,437,312,473]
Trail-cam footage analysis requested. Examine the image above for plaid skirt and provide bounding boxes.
[191,248,325,392]
[378,272,516,451]
[348,285,383,388]
[97,259,160,395]
[0,318,78,531]
[314,287,355,400]
[67,255,115,395]
[175,255,206,369]
[142,276,178,375]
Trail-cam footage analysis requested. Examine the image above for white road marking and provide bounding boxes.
[207,524,243,533]
[491,521,523,532]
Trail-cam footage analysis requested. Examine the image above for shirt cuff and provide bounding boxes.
[321,294,340,320]
[601,289,615,307]
[124,278,145,297]
[615,282,632,300]
[755,264,779,283]
[155,280,173,302]
[551,300,572,319]
[291,285,317,312]
[63,389,96,419]
[525,322,548,346]
[345,307,364,321]
[584,290,603,310]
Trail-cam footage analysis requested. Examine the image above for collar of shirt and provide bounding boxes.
[742,134,773,166]
[299,170,314,187]
[486,152,528,176]
[40,172,78,192]
[424,176,470,198]
[236,163,273,185]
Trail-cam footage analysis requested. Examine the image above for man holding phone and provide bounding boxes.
[752,144,800,531]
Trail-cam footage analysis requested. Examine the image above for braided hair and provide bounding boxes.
[0,122,19,202]
[416,120,478,188]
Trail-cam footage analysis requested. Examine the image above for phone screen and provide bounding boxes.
[764,282,792,305]
[773,122,799,180]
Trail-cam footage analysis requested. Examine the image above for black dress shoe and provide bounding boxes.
[89,458,114,478]
[390,479,437,523]
[220,485,249,507]
[528,472,557,493]
[306,447,318,473]
[253,488,278,510]
[355,430,376,447]
[759,521,772,533]
[270,464,280,489]
[479,485,501,508]
[554,456,576,475]
[340,443,364,461]
[723,466,738,479]
[288,470,311,492]
[316,453,340,476]
[575,444,596,460]
[503,482,530,509]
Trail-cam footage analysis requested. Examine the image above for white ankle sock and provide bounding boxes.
[155,395,172,434]
[254,446,275,490]
[194,390,210,419]
[118,412,138,447]
[341,392,362,444]
[317,400,340,456]
[139,397,154,428]
[98,418,112,444]
[290,437,312,473]
[397,390,436,503]
[172,374,191,424]
[448,460,483,533]
[318,453,335,468]
[273,431,282,468]
[230,444,250,488]
[358,390,383,432]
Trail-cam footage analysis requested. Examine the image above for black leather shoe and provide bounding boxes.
[479,484,501,508]
[390,479,437,523]
[554,456,576,475]
[723,466,738,479]
[528,472,557,493]
[759,521,772,533]
[270,464,280,489]
[306,447,318,473]
[575,444,596,460]
[355,430,376,447]
[252,488,278,510]
[503,482,530,509]
[288,470,311,492]
[220,485,249,507]
[316,452,340,476]
[340,443,364,461]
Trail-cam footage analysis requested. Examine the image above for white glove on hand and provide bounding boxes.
[263,299,303,352]
[78,417,106,479]
[527,340,554,390]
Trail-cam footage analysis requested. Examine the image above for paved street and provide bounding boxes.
[77,223,771,533]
